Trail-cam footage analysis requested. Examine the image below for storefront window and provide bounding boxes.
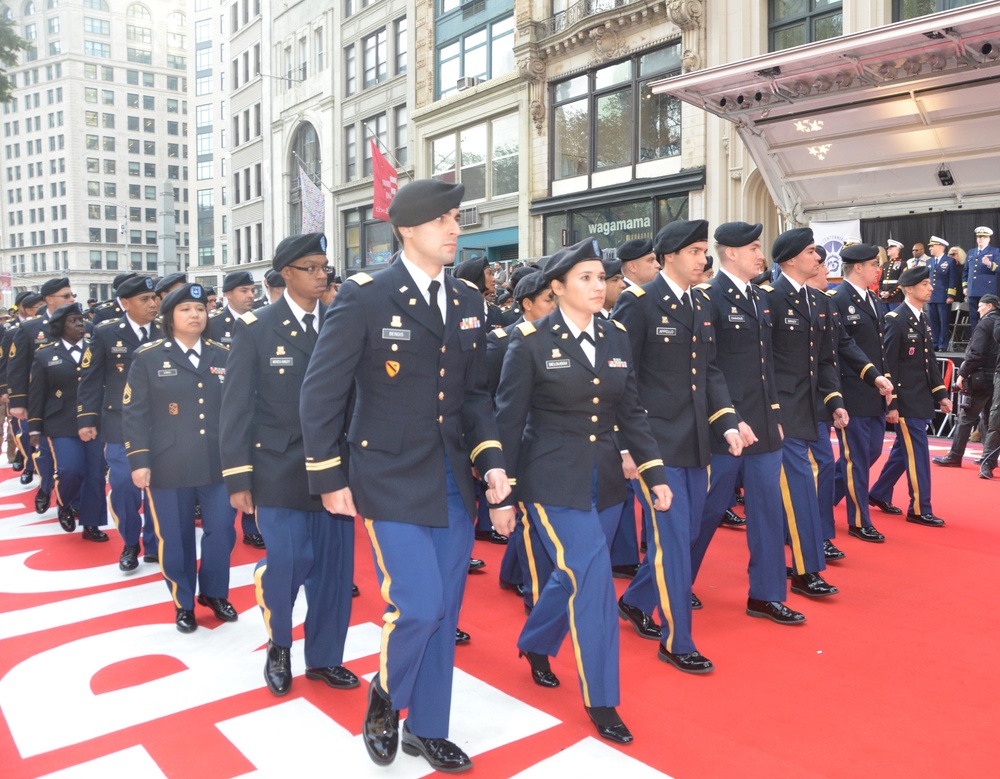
[344,207,395,271]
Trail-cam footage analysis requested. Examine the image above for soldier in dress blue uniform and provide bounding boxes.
[300,179,510,773]
[832,247,896,541]
[926,236,959,351]
[220,233,357,697]
[613,220,747,667]
[962,227,998,330]
[486,271,557,609]
[264,269,286,304]
[760,228,844,598]
[868,266,951,527]
[492,238,671,743]
[78,276,161,572]
[123,283,238,633]
[28,304,108,542]
[154,272,187,300]
[209,269,264,549]
[879,240,906,312]
[91,272,139,325]
[694,223,806,625]
[2,291,44,483]
[8,277,80,514]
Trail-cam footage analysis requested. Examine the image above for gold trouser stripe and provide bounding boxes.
[364,519,399,696]
[143,487,180,609]
[305,456,341,471]
[636,459,663,474]
[780,464,807,575]
[807,447,819,491]
[254,564,273,641]
[221,465,253,478]
[519,503,540,606]
[708,407,735,425]
[897,418,925,514]
[12,423,28,461]
[637,480,677,654]
[533,503,591,708]
[823,392,842,404]
[47,437,63,510]
[860,363,874,380]
[837,427,863,528]
[469,439,502,461]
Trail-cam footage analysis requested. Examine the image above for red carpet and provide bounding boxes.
[1,434,999,778]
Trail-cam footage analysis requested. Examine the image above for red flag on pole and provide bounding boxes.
[371,139,398,222]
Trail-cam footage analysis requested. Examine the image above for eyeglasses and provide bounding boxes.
[286,264,332,276]
[52,292,77,299]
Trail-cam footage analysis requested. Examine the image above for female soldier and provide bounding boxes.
[491,238,672,744]
[28,303,108,541]
[123,283,237,633]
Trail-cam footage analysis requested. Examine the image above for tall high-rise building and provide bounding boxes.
[0,0,189,306]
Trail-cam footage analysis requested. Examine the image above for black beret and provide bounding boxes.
[273,232,327,271]
[771,228,814,264]
[815,245,828,261]
[21,292,43,309]
[714,222,763,248]
[840,243,879,264]
[40,277,71,297]
[265,269,286,288]
[980,294,1000,306]
[654,219,709,256]
[14,290,33,306]
[389,179,465,228]
[508,265,536,290]
[454,256,489,292]
[160,283,208,320]
[204,287,217,296]
[222,270,255,292]
[48,302,83,337]
[112,272,139,290]
[325,270,338,286]
[603,257,623,278]
[155,272,187,295]
[703,255,714,271]
[513,270,548,303]
[898,265,930,287]
[543,238,603,282]
[616,238,654,262]
[118,275,156,299]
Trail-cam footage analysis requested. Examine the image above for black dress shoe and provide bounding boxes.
[352,583,360,597]
[906,512,946,527]
[143,552,159,563]
[585,706,633,744]
[658,645,714,673]
[455,629,470,645]
[868,496,902,515]
[617,596,661,640]
[175,608,197,633]
[979,465,994,480]
[735,490,745,506]
[264,640,292,696]
[364,681,399,766]
[305,665,360,689]
[499,578,527,597]
[119,544,140,572]
[519,650,559,687]
[790,572,839,598]
[242,532,266,549]
[467,558,485,573]
[848,525,885,543]
[639,541,647,554]
[475,529,508,545]
[19,471,33,484]
[932,455,962,467]
[57,504,76,532]
[823,540,846,561]
[197,594,238,622]
[691,592,703,610]
[719,508,747,529]
[81,526,108,542]
[35,487,50,514]
[11,452,24,472]
[400,722,473,773]
[611,563,639,579]
[746,598,806,625]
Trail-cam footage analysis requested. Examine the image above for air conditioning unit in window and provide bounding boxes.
[458,206,480,227]
[456,76,482,91]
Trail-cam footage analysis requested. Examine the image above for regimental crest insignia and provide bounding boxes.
[385,360,400,377]
[168,403,178,415]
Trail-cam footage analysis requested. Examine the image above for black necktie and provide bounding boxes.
[745,284,757,315]
[186,348,199,368]
[139,326,148,343]
[302,313,317,349]
[69,344,82,362]
[427,280,443,325]
[577,331,594,346]
[867,292,878,314]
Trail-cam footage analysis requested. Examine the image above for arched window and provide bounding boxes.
[1,5,13,21]
[83,0,110,11]
[46,0,58,8]
[22,0,36,15]
[126,3,150,21]
[288,123,322,235]
[168,11,185,27]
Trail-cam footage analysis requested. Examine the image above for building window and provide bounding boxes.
[315,27,325,72]
[395,17,407,75]
[363,29,387,88]
[345,44,356,95]
[551,46,682,181]
[431,113,518,201]
[288,122,321,234]
[84,40,112,58]
[344,207,394,271]
[395,105,408,167]
[894,0,985,20]
[436,14,514,99]
[344,125,356,181]
[769,0,843,52]
[363,114,386,178]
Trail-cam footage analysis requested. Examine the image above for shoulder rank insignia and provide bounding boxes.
[37,341,56,350]
[350,272,374,286]
[460,278,480,290]
[493,329,508,339]
[135,338,164,353]
[612,319,627,332]
[240,311,258,324]
[516,321,536,336]
[885,310,898,318]
[97,319,117,329]
[825,289,837,297]
[760,284,775,292]
[695,282,712,290]
[206,339,229,350]
[625,285,645,297]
